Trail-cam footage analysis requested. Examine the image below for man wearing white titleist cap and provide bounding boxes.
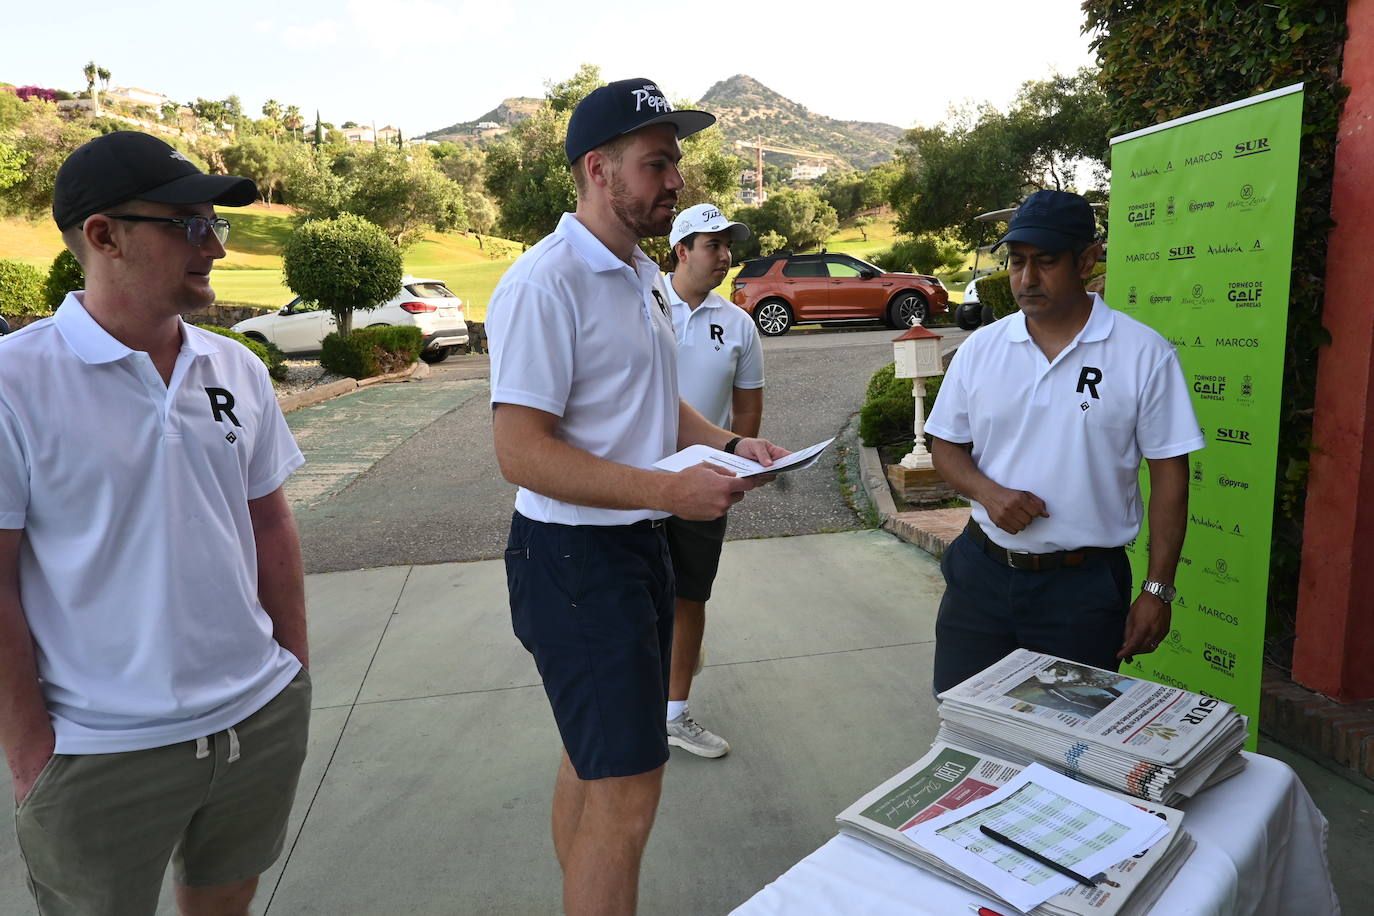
[0,131,309,915]
[488,80,789,915]
[662,203,762,760]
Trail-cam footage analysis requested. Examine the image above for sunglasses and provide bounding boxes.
[104,213,231,247]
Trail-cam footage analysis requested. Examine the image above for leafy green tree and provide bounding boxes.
[0,259,47,317]
[757,230,786,256]
[433,142,486,193]
[82,61,97,108]
[737,188,838,255]
[222,136,303,206]
[261,99,283,137]
[853,216,874,241]
[0,101,96,219]
[464,189,499,246]
[42,249,85,310]
[288,145,465,245]
[891,67,1109,247]
[484,103,577,245]
[546,63,603,114]
[282,214,402,338]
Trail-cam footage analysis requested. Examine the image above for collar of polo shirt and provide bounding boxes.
[54,292,218,364]
[664,274,726,310]
[1005,293,1115,346]
[556,213,657,275]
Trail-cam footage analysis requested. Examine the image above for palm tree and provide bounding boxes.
[82,61,97,111]
[97,67,111,94]
[284,104,303,142]
[262,99,282,138]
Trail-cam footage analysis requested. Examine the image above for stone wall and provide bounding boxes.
[3,303,274,332]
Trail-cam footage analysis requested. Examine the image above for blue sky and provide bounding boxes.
[3,0,1096,137]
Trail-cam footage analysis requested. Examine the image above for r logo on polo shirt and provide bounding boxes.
[205,387,242,427]
[1077,366,1104,400]
[710,324,724,349]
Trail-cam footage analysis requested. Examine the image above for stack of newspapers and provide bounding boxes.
[836,741,1196,916]
[935,649,1248,804]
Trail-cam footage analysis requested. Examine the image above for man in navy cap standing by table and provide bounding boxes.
[925,189,1203,694]
[487,80,787,915]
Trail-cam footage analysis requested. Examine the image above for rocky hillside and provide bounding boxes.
[698,74,904,169]
[424,76,905,167]
[424,97,542,141]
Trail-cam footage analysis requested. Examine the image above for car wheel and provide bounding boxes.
[889,292,929,328]
[955,303,982,331]
[753,299,793,336]
[420,347,451,364]
[980,305,996,326]
[242,331,269,344]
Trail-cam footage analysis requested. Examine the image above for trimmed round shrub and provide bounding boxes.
[0,259,48,318]
[42,249,85,311]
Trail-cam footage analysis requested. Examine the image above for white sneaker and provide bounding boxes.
[667,712,730,758]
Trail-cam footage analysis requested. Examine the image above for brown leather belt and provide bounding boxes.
[962,519,1107,571]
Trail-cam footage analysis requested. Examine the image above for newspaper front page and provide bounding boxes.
[836,742,1193,916]
[939,649,1238,766]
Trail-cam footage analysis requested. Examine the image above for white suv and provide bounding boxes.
[232,276,469,363]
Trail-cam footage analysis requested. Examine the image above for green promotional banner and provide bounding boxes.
[1107,85,1303,747]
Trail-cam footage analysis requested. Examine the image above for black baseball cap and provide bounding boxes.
[565,78,715,166]
[996,189,1097,253]
[52,131,258,230]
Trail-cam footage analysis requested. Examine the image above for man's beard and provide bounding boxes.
[609,173,675,239]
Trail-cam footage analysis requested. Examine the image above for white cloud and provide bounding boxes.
[282,21,341,49]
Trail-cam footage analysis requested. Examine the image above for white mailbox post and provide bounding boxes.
[891,324,944,471]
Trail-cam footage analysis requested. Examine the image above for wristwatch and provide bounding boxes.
[1141,580,1177,603]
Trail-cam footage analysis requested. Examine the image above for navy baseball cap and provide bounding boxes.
[996,189,1097,252]
[565,78,715,166]
[53,131,257,230]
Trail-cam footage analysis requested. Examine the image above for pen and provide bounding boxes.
[978,824,1098,888]
[967,906,1010,916]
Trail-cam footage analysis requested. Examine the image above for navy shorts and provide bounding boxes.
[664,514,728,602]
[505,512,676,780]
[932,530,1132,695]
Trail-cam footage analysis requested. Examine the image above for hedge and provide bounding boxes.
[1082,0,1348,648]
[0,260,47,318]
[860,362,945,451]
[195,325,289,382]
[320,326,422,379]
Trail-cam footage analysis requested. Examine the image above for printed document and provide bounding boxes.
[653,437,834,478]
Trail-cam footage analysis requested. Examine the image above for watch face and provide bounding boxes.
[1145,581,1177,602]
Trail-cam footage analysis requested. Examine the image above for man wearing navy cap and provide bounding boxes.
[925,189,1203,694]
[0,131,310,914]
[487,80,787,914]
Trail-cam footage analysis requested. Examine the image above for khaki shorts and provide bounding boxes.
[16,668,311,916]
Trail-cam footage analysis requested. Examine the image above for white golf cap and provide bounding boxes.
[670,203,751,248]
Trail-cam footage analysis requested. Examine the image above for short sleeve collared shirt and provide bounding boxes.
[0,293,304,753]
[925,294,1204,552]
[665,276,764,430]
[487,213,680,526]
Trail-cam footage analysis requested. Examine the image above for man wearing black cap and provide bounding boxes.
[487,80,786,915]
[0,131,310,914]
[925,189,1202,694]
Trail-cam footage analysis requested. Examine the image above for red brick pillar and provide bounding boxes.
[1293,0,1374,701]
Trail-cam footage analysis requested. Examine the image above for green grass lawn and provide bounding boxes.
[1,203,520,323]
[1,208,978,320]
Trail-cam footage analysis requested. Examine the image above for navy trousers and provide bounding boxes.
[932,530,1133,695]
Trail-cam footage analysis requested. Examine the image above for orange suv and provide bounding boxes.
[729,252,949,336]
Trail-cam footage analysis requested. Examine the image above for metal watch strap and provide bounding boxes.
[1141,580,1177,603]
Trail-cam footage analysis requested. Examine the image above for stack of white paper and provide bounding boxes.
[935,649,1248,804]
[836,741,1195,916]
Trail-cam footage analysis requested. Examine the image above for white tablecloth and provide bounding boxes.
[732,752,1339,916]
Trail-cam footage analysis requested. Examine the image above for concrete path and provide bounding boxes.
[0,530,951,914]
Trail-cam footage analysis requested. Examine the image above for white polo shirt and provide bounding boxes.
[666,275,765,430]
[487,213,679,526]
[0,293,305,754]
[925,294,1203,553]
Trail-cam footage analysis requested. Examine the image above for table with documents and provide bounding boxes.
[731,752,1339,916]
